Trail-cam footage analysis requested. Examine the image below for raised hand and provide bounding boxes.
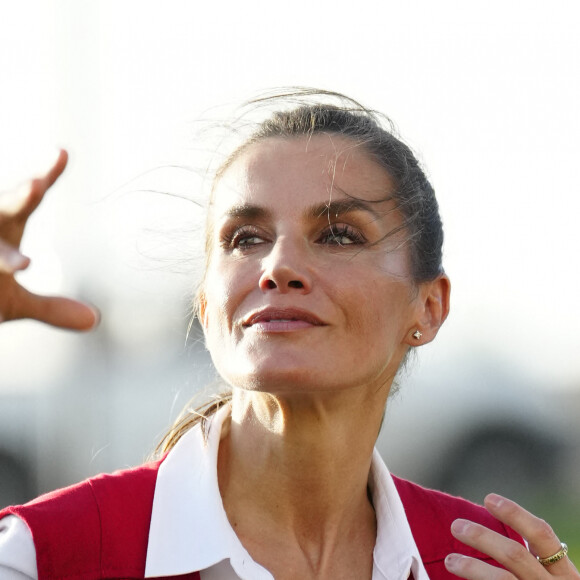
[0,149,99,330]
[445,493,579,579]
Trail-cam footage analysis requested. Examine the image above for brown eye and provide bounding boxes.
[319,224,366,246]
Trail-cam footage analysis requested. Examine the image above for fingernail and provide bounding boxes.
[89,306,101,329]
[486,493,504,508]
[451,519,471,535]
[8,252,29,270]
[445,553,462,571]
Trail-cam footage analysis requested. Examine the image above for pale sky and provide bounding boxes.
[1,0,579,390]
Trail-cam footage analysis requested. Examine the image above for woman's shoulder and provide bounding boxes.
[0,458,166,580]
[1,458,164,523]
[392,475,524,573]
[393,475,509,527]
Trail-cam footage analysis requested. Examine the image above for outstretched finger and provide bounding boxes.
[14,287,99,331]
[484,494,579,576]
[445,551,519,579]
[19,149,69,220]
[0,149,69,222]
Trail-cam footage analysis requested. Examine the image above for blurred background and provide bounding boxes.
[1,0,579,560]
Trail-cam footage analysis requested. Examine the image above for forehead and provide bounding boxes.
[211,135,395,214]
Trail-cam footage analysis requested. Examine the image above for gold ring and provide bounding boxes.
[537,542,568,566]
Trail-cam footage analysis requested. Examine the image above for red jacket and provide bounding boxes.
[1,459,523,580]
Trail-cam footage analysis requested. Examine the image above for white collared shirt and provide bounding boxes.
[0,404,429,580]
[146,404,428,579]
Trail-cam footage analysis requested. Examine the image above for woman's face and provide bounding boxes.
[201,135,425,396]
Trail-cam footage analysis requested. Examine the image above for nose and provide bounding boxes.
[258,237,313,294]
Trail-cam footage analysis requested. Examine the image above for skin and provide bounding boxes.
[446,494,579,579]
[200,135,450,578]
[2,143,577,579]
[0,149,98,330]
[201,135,445,395]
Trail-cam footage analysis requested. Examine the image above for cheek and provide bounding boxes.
[338,274,413,339]
[203,260,253,334]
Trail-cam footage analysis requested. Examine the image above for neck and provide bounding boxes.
[217,385,389,573]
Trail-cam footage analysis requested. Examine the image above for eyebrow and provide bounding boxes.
[223,198,385,221]
[307,198,384,220]
[223,204,269,220]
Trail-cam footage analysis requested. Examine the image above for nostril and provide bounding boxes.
[260,277,306,291]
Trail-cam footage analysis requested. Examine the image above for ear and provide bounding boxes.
[197,291,209,331]
[404,274,451,346]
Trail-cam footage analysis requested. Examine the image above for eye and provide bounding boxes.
[318,224,366,246]
[222,225,267,250]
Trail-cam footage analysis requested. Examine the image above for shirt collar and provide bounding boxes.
[145,404,429,580]
[369,449,429,580]
[145,404,264,578]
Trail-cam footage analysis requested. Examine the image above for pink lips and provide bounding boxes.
[243,308,325,333]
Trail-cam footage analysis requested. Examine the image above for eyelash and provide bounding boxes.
[221,225,265,250]
[318,224,366,246]
[221,223,366,250]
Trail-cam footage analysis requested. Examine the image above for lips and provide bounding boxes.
[242,307,325,328]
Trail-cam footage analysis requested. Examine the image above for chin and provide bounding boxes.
[225,370,318,393]
[212,350,393,395]
[221,364,368,396]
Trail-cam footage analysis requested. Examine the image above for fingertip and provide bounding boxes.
[451,519,468,534]
[38,148,67,176]
[74,304,101,332]
[444,553,463,572]
[56,147,69,166]
[484,493,505,510]
[8,252,30,272]
[42,148,69,188]
[88,305,101,329]
[2,252,31,272]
